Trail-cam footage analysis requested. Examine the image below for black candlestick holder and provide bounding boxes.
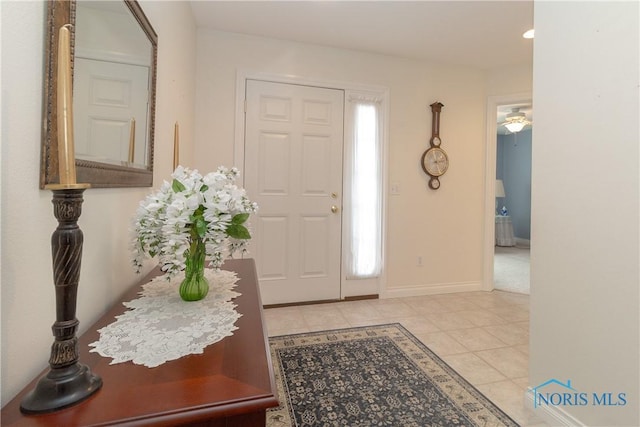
[20,185,102,414]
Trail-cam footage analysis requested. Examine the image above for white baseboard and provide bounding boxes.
[524,389,586,426]
[515,238,531,248]
[381,281,483,299]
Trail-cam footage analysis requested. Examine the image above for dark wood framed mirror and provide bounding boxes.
[40,0,157,188]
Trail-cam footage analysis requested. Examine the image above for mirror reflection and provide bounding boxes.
[74,1,152,168]
[40,0,157,188]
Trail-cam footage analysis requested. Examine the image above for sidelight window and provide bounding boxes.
[344,93,383,279]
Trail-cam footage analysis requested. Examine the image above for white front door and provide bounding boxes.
[244,79,344,305]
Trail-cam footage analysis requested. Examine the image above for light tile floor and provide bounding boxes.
[264,290,549,426]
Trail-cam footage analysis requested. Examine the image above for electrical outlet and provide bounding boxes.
[391,182,401,195]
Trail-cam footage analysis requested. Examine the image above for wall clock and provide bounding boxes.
[421,101,449,190]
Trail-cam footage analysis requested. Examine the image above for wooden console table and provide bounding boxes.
[1,258,278,426]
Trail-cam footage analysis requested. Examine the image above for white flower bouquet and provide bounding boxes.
[132,166,258,300]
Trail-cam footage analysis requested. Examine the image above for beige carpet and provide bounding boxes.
[494,246,530,294]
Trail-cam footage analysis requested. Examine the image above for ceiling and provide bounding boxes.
[189,1,534,133]
[189,1,534,70]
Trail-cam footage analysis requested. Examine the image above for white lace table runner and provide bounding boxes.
[89,269,242,368]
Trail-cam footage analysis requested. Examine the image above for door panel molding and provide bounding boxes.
[245,80,344,304]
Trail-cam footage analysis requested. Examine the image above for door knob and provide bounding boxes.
[331,205,339,213]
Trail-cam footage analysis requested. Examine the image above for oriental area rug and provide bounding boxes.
[267,324,519,427]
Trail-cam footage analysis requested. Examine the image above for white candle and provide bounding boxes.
[128,118,136,163]
[173,122,179,170]
[57,25,76,185]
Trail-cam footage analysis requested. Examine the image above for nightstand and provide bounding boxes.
[495,215,516,247]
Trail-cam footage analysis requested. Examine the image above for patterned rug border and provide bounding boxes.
[268,323,520,427]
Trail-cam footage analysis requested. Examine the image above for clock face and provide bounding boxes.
[429,177,440,190]
[422,147,449,177]
[431,136,441,147]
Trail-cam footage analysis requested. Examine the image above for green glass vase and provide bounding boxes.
[179,238,209,301]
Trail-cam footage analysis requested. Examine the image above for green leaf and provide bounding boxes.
[232,213,250,225]
[189,206,206,225]
[227,224,251,239]
[195,217,207,238]
[172,179,186,192]
[200,184,209,192]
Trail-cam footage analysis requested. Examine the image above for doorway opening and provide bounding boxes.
[483,93,532,294]
[236,73,389,305]
[494,104,531,294]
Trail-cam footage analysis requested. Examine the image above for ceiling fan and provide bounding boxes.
[500,107,531,133]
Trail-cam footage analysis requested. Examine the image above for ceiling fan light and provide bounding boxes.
[506,109,526,121]
[504,121,526,133]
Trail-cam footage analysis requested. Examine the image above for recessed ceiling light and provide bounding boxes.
[523,29,535,39]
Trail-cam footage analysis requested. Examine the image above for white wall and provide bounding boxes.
[486,64,533,97]
[0,0,197,405]
[530,2,639,425]
[195,30,490,297]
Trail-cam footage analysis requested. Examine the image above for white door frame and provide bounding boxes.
[482,92,532,291]
[233,70,389,299]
